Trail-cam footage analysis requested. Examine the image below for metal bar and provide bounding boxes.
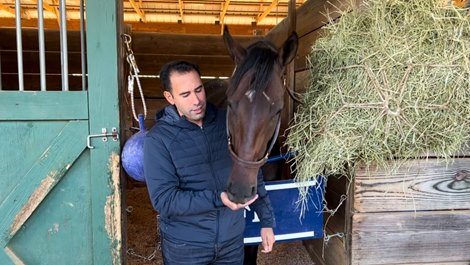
[80,0,86,90]
[38,0,46,91]
[59,0,69,91]
[15,0,24,91]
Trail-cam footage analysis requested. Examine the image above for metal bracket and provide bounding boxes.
[87,127,119,149]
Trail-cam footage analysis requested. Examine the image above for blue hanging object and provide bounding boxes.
[122,114,147,182]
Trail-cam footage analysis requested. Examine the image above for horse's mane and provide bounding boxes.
[229,40,278,96]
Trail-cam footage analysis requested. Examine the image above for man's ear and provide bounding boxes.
[163,91,175,105]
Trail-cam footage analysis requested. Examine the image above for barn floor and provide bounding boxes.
[125,183,315,265]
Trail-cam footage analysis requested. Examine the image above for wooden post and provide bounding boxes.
[86,0,123,264]
[279,0,296,179]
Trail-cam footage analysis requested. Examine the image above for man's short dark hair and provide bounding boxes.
[159,60,201,92]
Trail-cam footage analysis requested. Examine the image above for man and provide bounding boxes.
[144,60,275,265]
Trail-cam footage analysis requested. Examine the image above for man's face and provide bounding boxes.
[163,70,207,126]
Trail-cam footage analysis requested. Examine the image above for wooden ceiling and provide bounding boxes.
[0,0,304,35]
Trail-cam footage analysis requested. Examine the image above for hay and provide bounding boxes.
[286,0,470,205]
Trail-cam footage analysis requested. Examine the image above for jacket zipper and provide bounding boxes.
[201,126,221,248]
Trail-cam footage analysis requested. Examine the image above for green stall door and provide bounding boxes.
[0,0,122,264]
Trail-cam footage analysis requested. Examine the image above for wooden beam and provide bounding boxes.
[220,0,231,22]
[49,0,61,26]
[257,0,279,23]
[31,0,57,14]
[219,0,231,34]
[38,0,60,25]
[0,17,273,35]
[0,3,30,20]
[130,31,262,55]
[0,3,15,16]
[129,0,146,22]
[178,0,184,19]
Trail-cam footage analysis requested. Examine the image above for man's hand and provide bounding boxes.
[260,227,275,253]
[220,192,258,211]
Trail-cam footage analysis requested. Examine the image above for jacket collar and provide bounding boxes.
[156,103,217,129]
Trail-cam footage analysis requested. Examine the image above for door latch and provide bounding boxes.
[87,127,119,149]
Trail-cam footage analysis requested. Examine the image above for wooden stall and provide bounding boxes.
[267,0,470,264]
[3,0,468,264]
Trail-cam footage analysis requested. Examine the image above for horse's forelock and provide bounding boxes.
[229,41,279,98]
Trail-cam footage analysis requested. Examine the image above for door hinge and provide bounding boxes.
[87,127,119,149]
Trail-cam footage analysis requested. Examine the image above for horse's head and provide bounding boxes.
[223,26,298,203]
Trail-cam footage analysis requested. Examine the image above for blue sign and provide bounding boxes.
[243,178,324,245]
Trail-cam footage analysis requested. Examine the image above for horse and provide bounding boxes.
[222,26,298,265]
[222,25,298,204]
[204,78,284,265]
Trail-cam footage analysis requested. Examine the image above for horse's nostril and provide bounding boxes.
[251,186,256,196]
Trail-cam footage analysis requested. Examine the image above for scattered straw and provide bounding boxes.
[286,0,470,208]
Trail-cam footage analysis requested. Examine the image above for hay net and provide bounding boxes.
[286,0,470,211]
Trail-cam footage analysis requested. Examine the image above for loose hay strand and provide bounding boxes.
[286,0,470,212]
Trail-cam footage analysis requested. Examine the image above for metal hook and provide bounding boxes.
[121,33,133,53]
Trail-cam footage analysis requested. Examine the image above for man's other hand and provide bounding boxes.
[260,227,275,253]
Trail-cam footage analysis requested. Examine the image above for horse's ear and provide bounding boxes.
[279,31,298,67]
[223,25,247,65]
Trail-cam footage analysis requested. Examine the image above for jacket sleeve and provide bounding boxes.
[250,170,276,228]
[144,133,224,218]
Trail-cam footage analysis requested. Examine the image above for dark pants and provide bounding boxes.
[161,234,244,265]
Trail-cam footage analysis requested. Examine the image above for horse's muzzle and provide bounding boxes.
[226,181,257,204]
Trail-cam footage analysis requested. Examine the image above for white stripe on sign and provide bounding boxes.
[243,231,315,244]
[265,181,318,191]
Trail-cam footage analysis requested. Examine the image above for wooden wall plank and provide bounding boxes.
[295,29,323,71]
[127,23,273,35]
[354,158,470,212]
[266,0,353,46]
[1,51,233,78]
[351,211,470,265]
[132,53,235,76]
[131,32,261,56]
[295,69,310,95]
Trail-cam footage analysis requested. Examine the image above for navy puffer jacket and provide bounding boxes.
[144,103,274,247]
